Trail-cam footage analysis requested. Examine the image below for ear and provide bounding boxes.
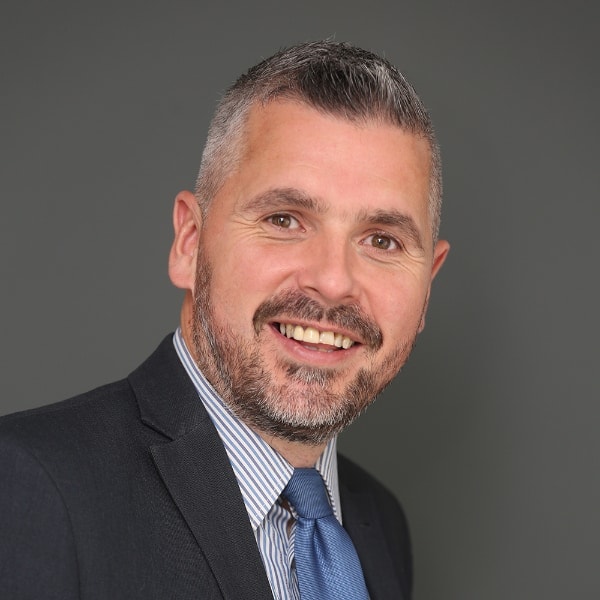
[418,239,450,332]
[430,239,450,281]
[168,190,203,292]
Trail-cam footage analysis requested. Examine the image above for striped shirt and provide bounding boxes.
[173,329,341,600]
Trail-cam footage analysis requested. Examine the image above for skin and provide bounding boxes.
[169,100,449,468]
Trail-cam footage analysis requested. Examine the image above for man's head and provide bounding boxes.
[169,41,449,455]
[195,40,442,241]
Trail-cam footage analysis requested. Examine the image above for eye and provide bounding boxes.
[267,213,300,229]
[364,233,400,251]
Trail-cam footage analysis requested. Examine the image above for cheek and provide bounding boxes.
[372,283,429,338]
[216,240,298,292]
[206,249,285,328]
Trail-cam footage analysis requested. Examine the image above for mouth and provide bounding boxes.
[273,321,358,352]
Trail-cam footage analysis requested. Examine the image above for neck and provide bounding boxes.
[253,427,328,468]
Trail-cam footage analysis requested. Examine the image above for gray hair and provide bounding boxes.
[194,40,442,239]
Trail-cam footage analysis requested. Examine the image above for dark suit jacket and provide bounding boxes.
[0,336,412,599]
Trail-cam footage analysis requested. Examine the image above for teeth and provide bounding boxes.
[278,323,354,349]
[319,331,335,345]
[304,327,320,343]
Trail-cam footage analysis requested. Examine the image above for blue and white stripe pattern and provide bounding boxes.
[173,329,341,600]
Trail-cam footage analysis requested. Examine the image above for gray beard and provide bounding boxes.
[190,248,419,445]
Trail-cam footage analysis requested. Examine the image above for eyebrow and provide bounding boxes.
[357,208,424,251]
[240,187,328,214]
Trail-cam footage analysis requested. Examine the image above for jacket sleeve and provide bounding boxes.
[0,436,80,600]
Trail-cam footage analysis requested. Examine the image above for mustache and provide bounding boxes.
[253,289,383,350]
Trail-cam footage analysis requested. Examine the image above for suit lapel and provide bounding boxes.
[339,467,409,600]
[129,336,273,600]
[150,426,273,599]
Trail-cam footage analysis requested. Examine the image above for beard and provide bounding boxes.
[190,247,421,445]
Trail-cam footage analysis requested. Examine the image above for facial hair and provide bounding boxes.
[190,247,421,445]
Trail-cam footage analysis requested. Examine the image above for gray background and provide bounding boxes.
[1,1,598,598]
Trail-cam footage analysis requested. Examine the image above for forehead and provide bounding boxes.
[225,100,433,236]
[243,99,430,164]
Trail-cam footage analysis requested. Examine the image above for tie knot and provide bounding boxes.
[283,468,333,520]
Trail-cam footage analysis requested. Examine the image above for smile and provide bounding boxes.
[276,322,356,350]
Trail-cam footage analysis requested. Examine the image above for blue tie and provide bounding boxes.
[283,468,370,600]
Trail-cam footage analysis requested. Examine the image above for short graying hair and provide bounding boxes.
[194,40,442,239]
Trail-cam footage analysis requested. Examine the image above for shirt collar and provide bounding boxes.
[173,329,341,530]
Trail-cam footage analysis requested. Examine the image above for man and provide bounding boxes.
[0,41,448,599]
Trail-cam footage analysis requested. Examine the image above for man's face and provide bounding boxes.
[186,100,448,445]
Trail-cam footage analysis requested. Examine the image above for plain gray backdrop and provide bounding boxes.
[1,1,598,598]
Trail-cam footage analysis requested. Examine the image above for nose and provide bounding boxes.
[296,236,360,305]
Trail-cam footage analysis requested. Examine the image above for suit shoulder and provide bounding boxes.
[0,378,136,453]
